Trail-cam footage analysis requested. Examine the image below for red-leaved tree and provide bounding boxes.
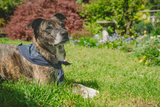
[2,0,84,41]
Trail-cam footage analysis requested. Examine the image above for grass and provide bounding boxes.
[0,38,160,106]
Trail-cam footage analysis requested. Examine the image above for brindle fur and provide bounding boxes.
[0,13,99,98]
[0,13,68,84]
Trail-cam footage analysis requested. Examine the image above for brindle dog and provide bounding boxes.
[0,13,99,98]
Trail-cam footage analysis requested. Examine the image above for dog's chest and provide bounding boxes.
[55,45,65,61]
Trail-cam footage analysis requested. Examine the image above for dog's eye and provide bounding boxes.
[46,26,52,30]
[45,26,52,33]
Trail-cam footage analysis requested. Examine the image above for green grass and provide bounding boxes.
[0,38,160,106]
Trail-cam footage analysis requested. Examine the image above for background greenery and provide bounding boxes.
[0,0,160,106]
[0,38,160,106]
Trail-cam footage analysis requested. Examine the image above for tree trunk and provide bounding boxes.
[125,21,131,35]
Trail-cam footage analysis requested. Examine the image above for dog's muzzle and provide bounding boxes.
[60,30,69,44]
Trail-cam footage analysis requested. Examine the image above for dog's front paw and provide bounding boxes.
[72,84,99,99]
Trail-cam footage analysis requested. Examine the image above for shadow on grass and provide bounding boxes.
[65,78,100,90]
[0,81,37,107]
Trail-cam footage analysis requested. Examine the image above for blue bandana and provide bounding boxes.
[18,43,71,84]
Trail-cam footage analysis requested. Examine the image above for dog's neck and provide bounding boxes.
[33,37,58,64]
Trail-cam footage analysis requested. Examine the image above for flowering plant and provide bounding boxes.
[133,34,160,66]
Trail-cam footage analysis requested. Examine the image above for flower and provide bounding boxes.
[144,34,147,37]
[137,44,141,47]
[134,58,137,61]
[138,37,143,40]
[69,36,72,39]
[96,43,99,46]
[144,30,147,34]
[131,35,134,38]
[139,59,143,63]
[145,61,148,65]
[142,56,146,59]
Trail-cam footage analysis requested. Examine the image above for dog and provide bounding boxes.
[0,13,99,98]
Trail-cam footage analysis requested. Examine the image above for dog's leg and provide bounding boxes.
[0,73,5,83]
[72,83,99,99]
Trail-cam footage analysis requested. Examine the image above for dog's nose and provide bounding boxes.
[60,30,68,37]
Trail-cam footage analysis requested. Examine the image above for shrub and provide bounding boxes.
[71,28,93,39]
[0,0,23,24]
[134,21,155,34]
[2,0,84,41]
[79,0,145,35]
[133,35,160,66]
[78,0,113,34]
[71,33,137,49]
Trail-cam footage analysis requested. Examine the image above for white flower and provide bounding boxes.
[150,36,155,39]
[94,34,100,39]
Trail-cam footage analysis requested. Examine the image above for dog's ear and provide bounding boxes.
[53,13,67,21]
[26,18,43,30]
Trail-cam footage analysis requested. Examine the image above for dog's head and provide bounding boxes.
[26,13,69,46]
[26,13,69,62]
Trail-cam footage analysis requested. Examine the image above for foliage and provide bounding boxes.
[0,0,23,24]
[76,0,83,3]
[134,21,155,34]
[78,0,113,34]
[0,38,160,106]
[133,34,160,66]
[71,33,137,50]
[110,0,145,35]
[153,12,160,35]
[146,0,160,10]
[79,0,145,36]
[71,28,93,39]
[134,9,150,23]
[2,0,84,41]
[0,18,6,29]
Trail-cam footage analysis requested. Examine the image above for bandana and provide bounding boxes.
[18,43,71,84]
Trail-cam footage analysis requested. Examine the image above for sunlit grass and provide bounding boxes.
[0,38,160,106]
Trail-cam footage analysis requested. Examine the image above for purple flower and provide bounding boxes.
[69,36,72,39]
[74,39,78,42]
[96,43,99,46]
[83,41,86,44]
[137,44,141,47]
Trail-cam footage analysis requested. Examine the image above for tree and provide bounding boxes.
[79,0,145,35]
[111,0,145,35]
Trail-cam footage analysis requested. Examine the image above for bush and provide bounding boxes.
[71,33,137,49]
[79,0,145,35]
[0,0,23,24]
[134,21,155,34]
[71,28,93,39]
[133,35,160,66]
[2,0,84,41]
[78,0,113,34]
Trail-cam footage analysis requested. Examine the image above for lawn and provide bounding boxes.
[0,38,160,107]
